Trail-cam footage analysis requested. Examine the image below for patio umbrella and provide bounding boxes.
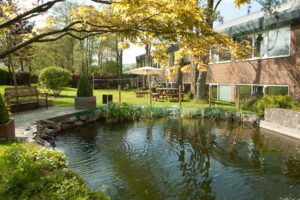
[127,66,163,105]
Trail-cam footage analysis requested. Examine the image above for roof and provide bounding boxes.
[215,0,300,37]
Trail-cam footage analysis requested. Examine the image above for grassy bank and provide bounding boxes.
[0,85,237,110]
[0,142,109,200]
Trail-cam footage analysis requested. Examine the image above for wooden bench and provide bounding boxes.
[4,87,48,113]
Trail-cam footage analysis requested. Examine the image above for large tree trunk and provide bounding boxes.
[195,0,214,99]
[145,44,151,66]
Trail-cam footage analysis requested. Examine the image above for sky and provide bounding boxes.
[22,0,262,65]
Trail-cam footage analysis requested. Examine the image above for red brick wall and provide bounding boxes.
[207,24,300,101]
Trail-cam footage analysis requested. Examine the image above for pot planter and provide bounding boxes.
[0,119,15,140]
[75,96,96,110]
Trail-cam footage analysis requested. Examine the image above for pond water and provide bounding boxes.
[56,119,300,200]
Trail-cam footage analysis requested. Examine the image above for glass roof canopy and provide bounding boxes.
[215,0,300,37]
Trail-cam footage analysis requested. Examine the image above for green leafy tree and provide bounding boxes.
[0,94,9,124]
[77,75,93,97]
[40,66,71,96]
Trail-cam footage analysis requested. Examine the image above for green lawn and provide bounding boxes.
[0,85,238,110]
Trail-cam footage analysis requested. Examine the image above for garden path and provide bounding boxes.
[13,107,77,136]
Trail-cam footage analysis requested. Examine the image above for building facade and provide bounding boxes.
[136,0,300,101]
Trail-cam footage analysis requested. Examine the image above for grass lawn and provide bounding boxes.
[0,85,238,110]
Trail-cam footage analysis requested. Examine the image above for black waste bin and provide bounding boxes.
[102,94,113,104]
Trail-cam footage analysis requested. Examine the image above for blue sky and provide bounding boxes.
[123,1,262,64]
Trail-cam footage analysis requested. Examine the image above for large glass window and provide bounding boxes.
[220,26,291,62]
[268,27,290,57]
[252,85,264,97]
[211,85,218,99]
[219,84,232,102]
[253,33,268,58]
[219,49,231,62]
[268,86,288,96]
[210,49,219,63]
[168,53,175,66]
[236,85,252,100]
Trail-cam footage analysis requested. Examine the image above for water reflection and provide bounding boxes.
[56,119,300,200]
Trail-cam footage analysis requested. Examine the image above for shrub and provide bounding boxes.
[241,96,260,111]
[40,66,71,96]
[15,71,31,85]
[0,67,9,85]
[71,73,81,88]
[0,94,9,124]
[77,75,93,97]
[0,144,109,200]
[30,74,38,84]
[255,95,300,114]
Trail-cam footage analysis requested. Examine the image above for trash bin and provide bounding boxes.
[102,94,113,104]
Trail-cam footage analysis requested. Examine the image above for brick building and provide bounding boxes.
[136,0,300,101]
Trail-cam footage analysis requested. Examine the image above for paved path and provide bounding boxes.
[13,107,77,136]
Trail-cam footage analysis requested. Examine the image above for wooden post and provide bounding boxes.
[149,75,152,106]
[209,85,212,107]
[92,73,95,90]
[237,85,241,112]
[118,84,121,104]
[179,84,182,107]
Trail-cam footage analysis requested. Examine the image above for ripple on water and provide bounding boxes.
[56,119,300,200]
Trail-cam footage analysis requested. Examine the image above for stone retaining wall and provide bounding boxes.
[22,106,259,147]
[264,108,300,129]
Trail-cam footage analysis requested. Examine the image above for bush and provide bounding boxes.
[255,95,300,114]
[71,73,81,88]
[0,94,9,124]
[0,144,109,200]
[30,74,38,84]
[15,71,31,85]
[241,96,260,111]
[77,75,93,97]
[40,66,71,96]
[0,68,9,85]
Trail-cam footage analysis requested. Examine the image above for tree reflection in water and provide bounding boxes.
[172,119,216,200]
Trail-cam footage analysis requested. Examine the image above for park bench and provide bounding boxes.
[4,87,48,113]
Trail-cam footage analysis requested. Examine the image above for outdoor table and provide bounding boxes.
[156,88,179,100]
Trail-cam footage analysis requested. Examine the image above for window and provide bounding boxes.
[210,49,219,63]
[218,84,232,102]
[268,86,288,96]
[230,26,291,61]
[252,85,264,97]
[219,49,231,62]
[236,85,252,100]
[183,84,191,92]
[211,85,218,99]
[268,27,290,57]
[168,53,175,66]
[253,33,268,58]
[210,48,231,63]
[183,55,192,63]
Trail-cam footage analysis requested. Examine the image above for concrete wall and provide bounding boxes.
[264,108,300,130]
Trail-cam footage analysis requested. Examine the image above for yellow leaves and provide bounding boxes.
[2,5,16,19]
[119,42,130,50]
[45,16,56,27]
[234,0,251,8]
[197,64,208,72]
[181,64,191,73]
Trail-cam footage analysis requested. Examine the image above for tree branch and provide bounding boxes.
[0,0,64,29]
[214,0,223,11]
